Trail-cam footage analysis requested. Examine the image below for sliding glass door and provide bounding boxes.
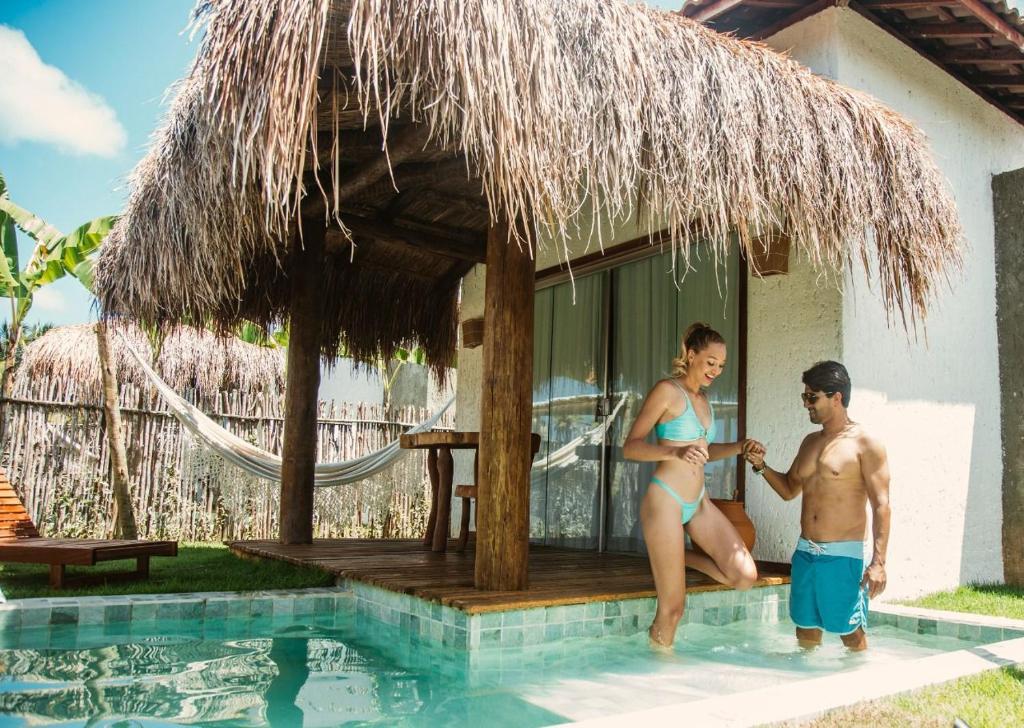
[531,275,606,549]
[605,248,740,553]
[531,245,741,553]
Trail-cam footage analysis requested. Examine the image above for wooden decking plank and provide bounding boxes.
[229,538,789,613]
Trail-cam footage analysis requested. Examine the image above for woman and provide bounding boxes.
[623,322,762,648]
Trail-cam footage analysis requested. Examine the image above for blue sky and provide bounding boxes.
[0,0,196,327]
[1,0,680,329]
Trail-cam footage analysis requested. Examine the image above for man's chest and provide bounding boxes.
[796,437,862,482]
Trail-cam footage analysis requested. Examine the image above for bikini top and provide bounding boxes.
[654,379,717,443]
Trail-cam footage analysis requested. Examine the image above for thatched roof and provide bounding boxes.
[94,0,963,367]
[12,322,285,407]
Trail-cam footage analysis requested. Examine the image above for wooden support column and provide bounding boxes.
[279,223,326,544]
[475,216,535,591]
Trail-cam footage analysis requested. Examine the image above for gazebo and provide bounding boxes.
[94,0,962,592]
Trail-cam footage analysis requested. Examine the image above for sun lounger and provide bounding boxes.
[0,469,177,588]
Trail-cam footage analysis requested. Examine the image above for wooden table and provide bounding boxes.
[400,431,540,553]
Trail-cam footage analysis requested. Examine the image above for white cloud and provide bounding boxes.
[31,286,67,315]
[0,25,126,156]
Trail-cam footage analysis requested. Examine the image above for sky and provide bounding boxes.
[0,0,681,329]
[0,0,197,327]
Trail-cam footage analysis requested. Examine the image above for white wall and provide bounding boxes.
[757,7,1024,599]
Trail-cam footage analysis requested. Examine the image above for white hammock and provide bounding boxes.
[121,338,453,487]
[530,395,627,486]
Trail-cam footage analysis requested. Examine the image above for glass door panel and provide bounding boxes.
[531,274,605,549]
[605,246,741,553]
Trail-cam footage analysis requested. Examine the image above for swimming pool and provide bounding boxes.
[0,591,1012,727]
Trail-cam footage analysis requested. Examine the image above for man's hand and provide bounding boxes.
[741,438,765,460]
[861,561,886,599]
[676,444,709,466]
[744,439,766,468]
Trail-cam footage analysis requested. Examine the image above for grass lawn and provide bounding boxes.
[0,542,335,599]
[786,585,1024,727]
[788,667,1024,728]
[907,584,1024,621]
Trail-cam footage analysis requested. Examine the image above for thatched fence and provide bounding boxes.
[0,324,455,541]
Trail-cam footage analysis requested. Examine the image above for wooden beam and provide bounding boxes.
[859,1,959,8]
[941,48,1024,63]
[279,224,326,545]
[751,0,846,40]
[339,214,486,263]
[391,158,473,191]
[956,0,1024,51]
[743,0,805,7]
[324,227,353,256]
[850,2,1024,125]
[338,124,433,202]
[475,218,535,592]
[683,0,746,22]
[975,73,1024,87]
[905,22,999,39]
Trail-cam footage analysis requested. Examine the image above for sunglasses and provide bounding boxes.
[800,391,834,405]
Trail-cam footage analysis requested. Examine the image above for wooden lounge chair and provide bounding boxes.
[0,469,177,588]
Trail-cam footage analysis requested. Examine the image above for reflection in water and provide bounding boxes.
[0,615,565,727]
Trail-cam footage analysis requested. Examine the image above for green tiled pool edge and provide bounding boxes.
[2,583,1021,654]
[347,581,792,651]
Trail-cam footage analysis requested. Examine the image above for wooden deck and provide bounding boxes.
[229,538,790,613]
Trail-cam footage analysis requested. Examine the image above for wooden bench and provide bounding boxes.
[0,469,177,589]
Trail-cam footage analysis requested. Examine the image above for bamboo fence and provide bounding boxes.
[0,382,455,541]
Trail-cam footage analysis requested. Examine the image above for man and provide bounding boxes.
[746,361,890,651]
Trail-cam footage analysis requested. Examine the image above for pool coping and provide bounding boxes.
[557,604,1024,728]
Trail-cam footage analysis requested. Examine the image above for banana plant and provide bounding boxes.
[380,345,427,410]
[0,169,134,538]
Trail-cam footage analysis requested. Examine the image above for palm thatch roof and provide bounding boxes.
[94,0,963,368]
[12,322,285,407]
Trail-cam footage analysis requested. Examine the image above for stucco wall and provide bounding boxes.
[744,255,843,564]
[759,8,1024,599]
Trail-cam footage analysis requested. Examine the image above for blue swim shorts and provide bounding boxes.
[790,537,868,635]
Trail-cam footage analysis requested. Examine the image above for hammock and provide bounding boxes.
[530,395,627,485]
[121,338,453,487]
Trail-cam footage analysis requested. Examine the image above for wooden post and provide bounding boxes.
[279,223,326,544]
[475,216,535,591]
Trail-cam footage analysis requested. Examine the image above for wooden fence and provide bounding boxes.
[0,383,455,541]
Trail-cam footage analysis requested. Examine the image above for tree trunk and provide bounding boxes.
[0,318,19,445]
[96,320,138,539]
[475,215,535,591]
[279,224,326,544]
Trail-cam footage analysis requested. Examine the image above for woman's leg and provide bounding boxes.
[685,499,758,590]
[640,488,688,647]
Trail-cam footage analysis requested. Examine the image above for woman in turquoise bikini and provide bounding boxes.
[624,322,763,648]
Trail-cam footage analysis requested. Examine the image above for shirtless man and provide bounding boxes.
[745,361,890,651]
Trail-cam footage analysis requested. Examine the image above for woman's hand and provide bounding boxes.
[676,444,709,466]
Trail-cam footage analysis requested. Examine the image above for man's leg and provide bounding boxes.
[796,627,822,648]
[789,549,822,647]
[841,627,867,651]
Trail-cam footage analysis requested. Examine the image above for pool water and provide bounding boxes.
[0,608,980,727]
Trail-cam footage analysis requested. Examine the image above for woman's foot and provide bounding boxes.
[648,623,674,651]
